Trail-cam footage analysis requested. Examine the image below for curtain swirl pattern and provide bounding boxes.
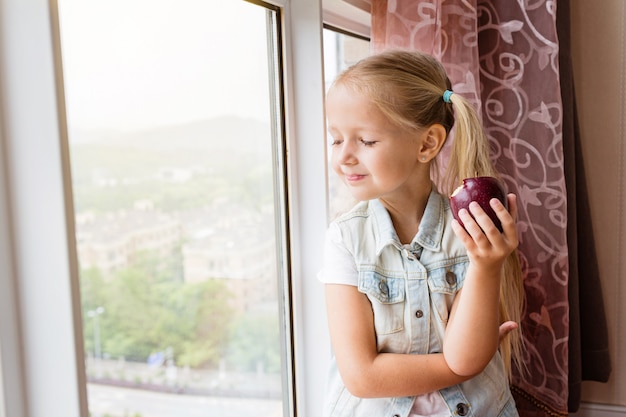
[372,1,569,415]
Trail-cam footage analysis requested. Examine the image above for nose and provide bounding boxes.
[333,140,357,166]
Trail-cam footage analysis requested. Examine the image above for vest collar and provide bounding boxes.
[371,188,445,256]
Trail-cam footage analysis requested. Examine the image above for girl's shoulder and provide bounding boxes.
[330,200,377,224]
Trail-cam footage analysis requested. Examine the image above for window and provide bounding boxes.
[322,26,370,220]
[58,1,290,416]
[0,1,372,416]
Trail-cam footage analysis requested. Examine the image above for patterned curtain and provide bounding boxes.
[370,1,610,416]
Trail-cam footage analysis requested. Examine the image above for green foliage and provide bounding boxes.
[80,250,234,367]
[227,312,282,373]
[81,253,284,373]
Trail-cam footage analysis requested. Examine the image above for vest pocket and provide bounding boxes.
[358,270,405,334]
[427,261,467,323]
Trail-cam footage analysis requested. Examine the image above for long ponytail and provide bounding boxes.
[442,92,526,379]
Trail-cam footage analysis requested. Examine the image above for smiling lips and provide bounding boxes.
[344,173,366,182]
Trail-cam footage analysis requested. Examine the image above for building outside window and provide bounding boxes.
[58,1,288,416]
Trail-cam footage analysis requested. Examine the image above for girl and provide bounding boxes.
[319,50,524,417]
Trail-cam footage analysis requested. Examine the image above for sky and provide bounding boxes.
[57,0,271,133]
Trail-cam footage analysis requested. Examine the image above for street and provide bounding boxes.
[88,383,283,417]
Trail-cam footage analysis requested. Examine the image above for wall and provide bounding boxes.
[570,0,626,411]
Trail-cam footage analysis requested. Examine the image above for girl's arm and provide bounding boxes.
[444,194,519,376]
[325,283,471,398]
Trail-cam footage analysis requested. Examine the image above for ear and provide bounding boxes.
[418,124,447,163]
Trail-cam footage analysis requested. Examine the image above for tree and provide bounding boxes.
[80,251,234,368]
[227,312,281,373]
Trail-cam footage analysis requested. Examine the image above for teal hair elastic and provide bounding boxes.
[443,90,454,103]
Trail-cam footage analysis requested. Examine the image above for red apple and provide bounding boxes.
[449,176,509,233]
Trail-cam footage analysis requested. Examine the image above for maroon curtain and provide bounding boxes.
[371,1,610,415]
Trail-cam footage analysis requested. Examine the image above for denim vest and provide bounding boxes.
[323,190,518,417]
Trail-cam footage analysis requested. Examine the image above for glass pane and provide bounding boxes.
[323,28,370,220]
[58,1,287,416]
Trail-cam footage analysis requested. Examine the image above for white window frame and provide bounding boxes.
[278,1,330,415]
[0,1,370,416]
[0,0,88,416]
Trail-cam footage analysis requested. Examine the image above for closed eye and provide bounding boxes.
[360,138,377,147]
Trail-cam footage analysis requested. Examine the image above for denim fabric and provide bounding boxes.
[323,189,518,417]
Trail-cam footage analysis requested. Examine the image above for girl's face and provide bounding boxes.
[326,83,426,202]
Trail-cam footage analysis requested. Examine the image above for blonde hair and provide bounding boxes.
[332,49,525,378]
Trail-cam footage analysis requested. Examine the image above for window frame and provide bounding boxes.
[0,0,89,416]
[277,1,330,415]
[0,1,369,416]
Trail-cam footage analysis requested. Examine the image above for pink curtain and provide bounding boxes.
[372,1,571,415]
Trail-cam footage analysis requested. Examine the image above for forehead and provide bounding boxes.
[326,84,390,129]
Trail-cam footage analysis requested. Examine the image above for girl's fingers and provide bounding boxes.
[458,199,518,250]
[499,321,519,342]
[490,196,518,242]
[453,194,519,252]
[456,207,486,242]
[464,203,500,243]
[451,217,473,246]
[506,193,518,220]
[452,216,482,252]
